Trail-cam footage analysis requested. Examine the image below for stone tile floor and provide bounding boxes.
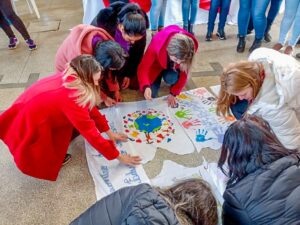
[0,0,299,224]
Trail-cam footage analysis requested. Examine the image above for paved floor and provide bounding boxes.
[0,1,299,225]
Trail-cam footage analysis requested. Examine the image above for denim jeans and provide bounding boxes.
[238,0,270,39]
[278,0,300,46]
[207,0,231,33]
[150,0,167,30]
[151,69,179,98]
[248,0,283,33]
[230,99,249,119]
[182,0,200,26]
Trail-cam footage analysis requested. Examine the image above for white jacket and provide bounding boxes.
[248,48,300,150]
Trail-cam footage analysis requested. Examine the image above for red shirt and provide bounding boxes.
[0,73,119,181]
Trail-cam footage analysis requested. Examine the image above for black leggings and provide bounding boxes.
[0,0,30,40]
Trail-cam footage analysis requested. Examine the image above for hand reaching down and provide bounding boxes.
[112,132,128,142]
[144,87,152,100]
[104,97,117,107]
[117,154,142,166]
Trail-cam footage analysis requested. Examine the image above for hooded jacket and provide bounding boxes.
[223,155,300,225]
[70,183,180,225]
[248,48,300,150]
[54,24,119,93]
[137,25,199,96]
[55,24,113,73]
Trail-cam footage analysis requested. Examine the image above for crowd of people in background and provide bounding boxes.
[0,0,300,224]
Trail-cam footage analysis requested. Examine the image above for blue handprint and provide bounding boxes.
[195,129,213,142]
[211,126,225,144]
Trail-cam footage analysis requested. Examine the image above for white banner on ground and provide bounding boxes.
[84,88,232,200]
[85,141,151,200]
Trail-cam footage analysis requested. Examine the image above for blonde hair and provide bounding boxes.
[167,33,195,73]
[157,179,218,225]
[217,61,263,116]
[63,55,102,110]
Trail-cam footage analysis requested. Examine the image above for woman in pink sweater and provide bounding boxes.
[55,24,126,106]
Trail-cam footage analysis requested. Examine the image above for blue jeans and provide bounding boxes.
[238,0,270,39]
[230,99,249,119]
[207,0,231,33]
[151,69,179,98]
[278,0,300,46]
[182,0,200,26]
[248,0,283,33]
[150,0,167,30]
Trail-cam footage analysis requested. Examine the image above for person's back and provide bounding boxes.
[69,183,180,225]
[223,155,300,225]
[219,115,300,225]
[70,179,218,225]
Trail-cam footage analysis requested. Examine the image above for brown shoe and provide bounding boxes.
[296,53,300,59]
[62,153,72,166]
[284,45,294,55]
[273,43,283,51]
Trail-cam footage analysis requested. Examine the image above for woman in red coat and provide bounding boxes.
[0,55,141,181]
[137,25,198,107]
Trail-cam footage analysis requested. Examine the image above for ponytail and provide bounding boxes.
[117,3,147,36]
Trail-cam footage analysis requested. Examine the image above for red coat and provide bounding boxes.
[0,73,119,181]
[137,25,198,96]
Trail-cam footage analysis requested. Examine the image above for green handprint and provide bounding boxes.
[175,109,192,119]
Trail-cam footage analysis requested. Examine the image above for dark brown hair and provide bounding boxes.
[157,179,218,225]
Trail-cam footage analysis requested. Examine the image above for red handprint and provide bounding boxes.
[182,118,201,129]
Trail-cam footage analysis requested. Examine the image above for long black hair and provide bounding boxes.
[94,40,127,82]
[92,1,149,37]
[218,115,298,186]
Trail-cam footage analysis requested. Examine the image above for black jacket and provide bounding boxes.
[70,184,180,225]
[222,155,300,225]
[91,1,149,79]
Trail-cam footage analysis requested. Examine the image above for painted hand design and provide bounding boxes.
[195,129,213,142]
[208,107,216,113]
[201,96,216,105]
[211,126,224,144]
[182,119,201,129]
[177,93,192,101]
[175,109,192,119]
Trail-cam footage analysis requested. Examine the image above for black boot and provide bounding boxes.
[205,31,212,41]
[188,23,194,35]
[217,29,226,40]
[249,38,262,53]
[264,23,272,42]
[237,36,246,53]
[183,24,188,32]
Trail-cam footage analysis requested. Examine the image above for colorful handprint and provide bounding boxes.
[177,93,193,101]
[195,129,213,142]
[201,96,216,105]
[182,118,201,129]
[175,109,192,119]
[211,126,225,144]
